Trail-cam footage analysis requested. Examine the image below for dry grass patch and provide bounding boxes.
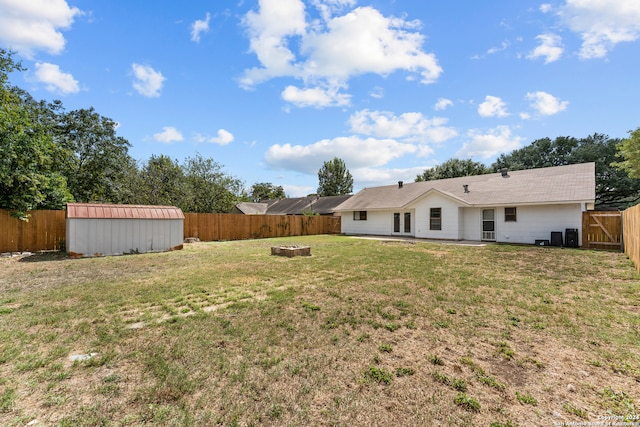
[0,235,639,426]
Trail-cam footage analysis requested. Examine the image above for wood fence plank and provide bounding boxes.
[622,204,640,273]
[2,210,341,252]
[0,210,18,252]
[181,214,341,241]
[582,211,622,251]
[0,210,66,252]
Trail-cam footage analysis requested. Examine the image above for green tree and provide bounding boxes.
[492,134,640,208]
[138,155,188,207]
[54,107,133,203]
[0,50,72,219]
[113,156,144,205]
[182,153,244,213]
[492,136,580,170]
[612,127,640,179]
[250,182,286,202]
[317,157,353,196]
[415,158,490,182]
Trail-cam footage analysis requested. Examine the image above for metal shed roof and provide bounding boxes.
[66,203,185,220]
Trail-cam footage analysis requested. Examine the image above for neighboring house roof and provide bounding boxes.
[334,163,596,211]
[234,195,352,215]
[308,195,352,214]
[266,197,318,215]
[67,203,185,219]
[234,202,269,215]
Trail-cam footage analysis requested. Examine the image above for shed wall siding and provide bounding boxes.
[67,218,183,256]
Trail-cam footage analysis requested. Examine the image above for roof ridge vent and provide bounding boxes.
[398,181,404,189]
[501,168,509,178]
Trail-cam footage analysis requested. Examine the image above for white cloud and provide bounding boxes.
[471,40,510,60]
[559,0,640,59]
[240,0,307,87]
[300,7,442,84]
[348,109,457,143]
[434,98,453,111]
[131,63,166,97]
[0,0,81,58]
[194,129,234,145]
[351,165,429,189]
[282,183,315,198]
[191,12,211,42]
[487,40,510,55]
[33,62,79,94]
[527,33,564,63]
[369,86,384,99]
[478,96,509,118]
[264,135,418,174]
[456,126,524,159]
[281,85,351,108]
[526,91,569,115]
[540,4,553,13]
[153,126,183,144]
[209,129,234,145]
[310,0,356,21]
[240,1,442,102]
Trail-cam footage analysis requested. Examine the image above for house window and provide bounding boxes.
[404,212,411,233]
[353,211,367,221]
[430,208,441,230]
[505,207,517,222]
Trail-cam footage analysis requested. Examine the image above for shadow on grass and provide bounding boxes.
[17,251,69,263]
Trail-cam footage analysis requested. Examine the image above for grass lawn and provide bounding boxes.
[1,235,639,426]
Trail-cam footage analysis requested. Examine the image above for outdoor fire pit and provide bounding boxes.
[271,245,311,257]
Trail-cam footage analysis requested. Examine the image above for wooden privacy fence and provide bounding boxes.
[183,213,341,241]
[0,209,342,252]
[582,211,622,250]
[622,204,640,273]
[0,210,66,253]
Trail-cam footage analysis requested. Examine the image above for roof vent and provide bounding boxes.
[463,184,469,193]
[500,168,509,178]
[398,181,404,189]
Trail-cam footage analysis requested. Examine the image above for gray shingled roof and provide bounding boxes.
[235,195,352,215]
[334,163,595,211]
[308,195,352,214]
[234,202,269,215]
[265,197,317,215]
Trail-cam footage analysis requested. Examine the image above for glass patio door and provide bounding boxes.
[393,212,411,234]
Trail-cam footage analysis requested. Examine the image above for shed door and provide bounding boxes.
[482,209,496,241]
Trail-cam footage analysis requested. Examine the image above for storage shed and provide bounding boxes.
[66,203,184,257]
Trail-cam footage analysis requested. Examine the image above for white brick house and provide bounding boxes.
[333,163,596,246]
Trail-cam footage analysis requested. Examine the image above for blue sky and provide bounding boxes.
[1,0,639,197]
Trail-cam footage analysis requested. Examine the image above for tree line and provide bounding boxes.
[416,134,640,209]
[1,50,288,219]
[3,48,639,219]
